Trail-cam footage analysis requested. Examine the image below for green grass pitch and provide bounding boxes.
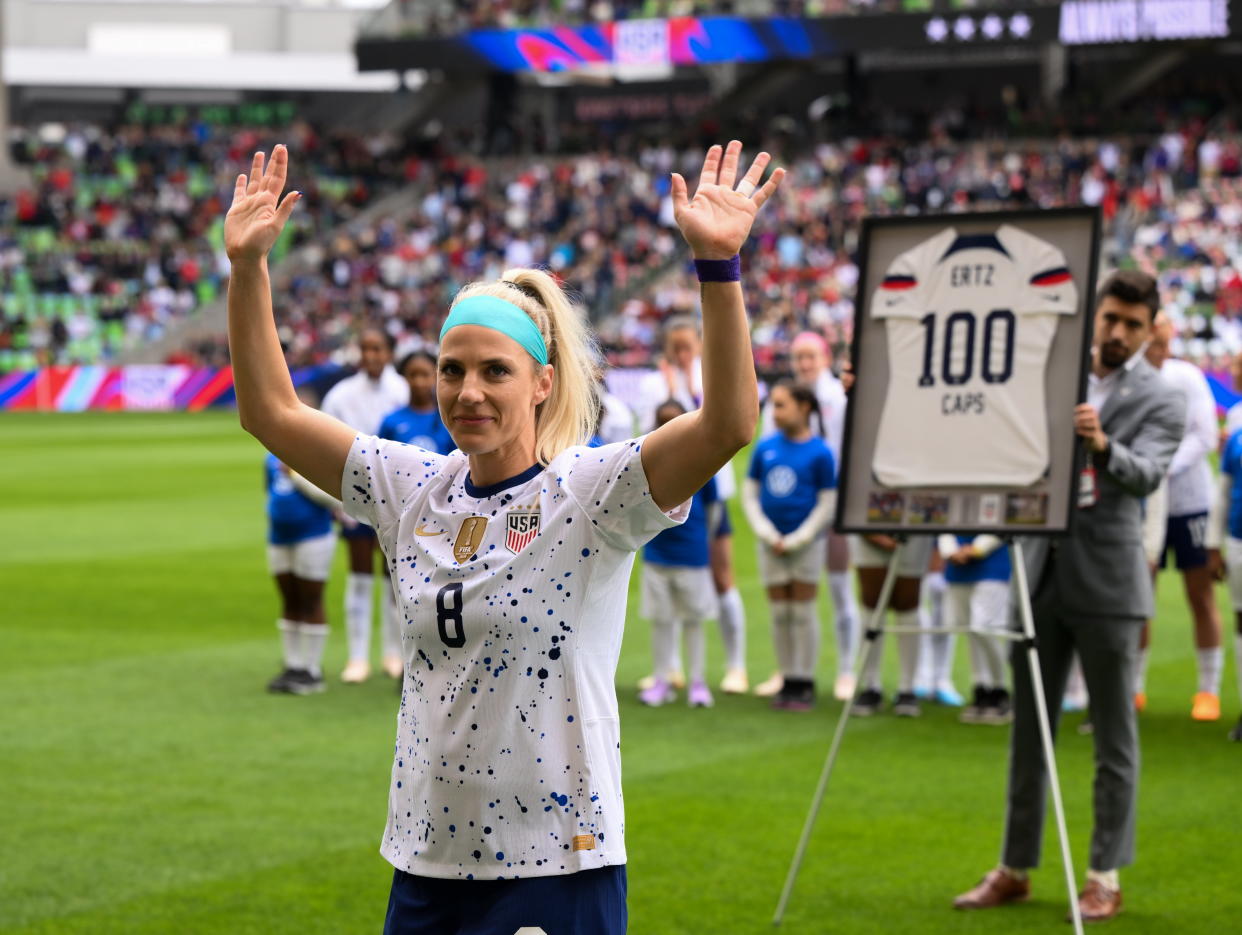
[1,411,1238,934]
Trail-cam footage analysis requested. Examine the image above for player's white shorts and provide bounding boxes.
[1226,538,1242,611]
[641,563,717,622]
[267,532,336,581]
[946,578,1012,634]
[851,534,933,577]
[758,536,827,587]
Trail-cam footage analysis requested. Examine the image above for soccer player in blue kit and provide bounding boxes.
[224,141,783,933]
[263,454,339,694]
[638,399,721,709]
[379,350,455,455]
[743,382,837,710]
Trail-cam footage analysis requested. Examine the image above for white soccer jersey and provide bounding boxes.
[870,225,1078,488]
[1159,357,1217,517]
[321,365,409,435]
[342,435,686,880]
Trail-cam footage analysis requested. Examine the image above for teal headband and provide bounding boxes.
[439,295,549,366]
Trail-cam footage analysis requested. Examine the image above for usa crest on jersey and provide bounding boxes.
[505,507,540,554]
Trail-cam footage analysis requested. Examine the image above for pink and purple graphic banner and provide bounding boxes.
[0,366,237,412]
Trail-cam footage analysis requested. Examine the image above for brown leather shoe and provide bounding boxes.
[1071,879,1122,923]
[953,869,1031,909]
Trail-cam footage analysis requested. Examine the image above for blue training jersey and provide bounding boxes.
[1221,429,1242,540]
[644,477,718,568]
[943,534,1012,584]
[377,405,454,455]
[748,433,836,535]
[266,454,333,545]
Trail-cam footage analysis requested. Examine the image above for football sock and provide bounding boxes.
[381,590,402,659]
[828,571,860,674]
[967,629,990,692]
[651,616,678,684]
[859,607,884,690]
[896,610,920,694]
[771,601,795,677]
[277,618,301,670]
[683,617,706,684]
[298,622,328,678]
[1196,646,1223,695]
[790,598,820,680]
[922,572,952,688]
[345,572,374,663]
[1065,655,1087,706]
[717,586,747,672]
[1086,868,1119,890]
[1135,647,1151,695]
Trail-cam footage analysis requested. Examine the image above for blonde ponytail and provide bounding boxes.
[449,269,600,465]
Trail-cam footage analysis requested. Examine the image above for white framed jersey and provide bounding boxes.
[870,224,1078,488]
[343,434,686,880]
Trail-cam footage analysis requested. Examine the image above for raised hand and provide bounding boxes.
[671,140,785,260]
[225,145,301,264]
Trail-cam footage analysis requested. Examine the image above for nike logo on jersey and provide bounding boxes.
[415,524,447,536]
[1041,294,1063,302]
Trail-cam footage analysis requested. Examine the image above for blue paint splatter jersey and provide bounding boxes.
[342,434,687,880]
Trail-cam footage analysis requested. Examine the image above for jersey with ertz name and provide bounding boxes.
[871,225,1077,488]
[343,435,686,880]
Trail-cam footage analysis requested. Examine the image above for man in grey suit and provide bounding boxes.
[954,270,1185,922]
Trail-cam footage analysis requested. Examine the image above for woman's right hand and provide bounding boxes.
[225,145,301,264]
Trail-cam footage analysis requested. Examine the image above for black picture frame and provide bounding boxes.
[835,206,1102,537]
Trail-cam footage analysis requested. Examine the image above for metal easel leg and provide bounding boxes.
[1010,541,1084,935]
[772,542,904,926]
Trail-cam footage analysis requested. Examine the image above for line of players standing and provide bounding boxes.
[259,320,1242,740]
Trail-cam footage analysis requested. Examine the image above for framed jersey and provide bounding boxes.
[836,208,1100,536]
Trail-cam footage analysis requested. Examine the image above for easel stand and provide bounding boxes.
[773,538,1084,935]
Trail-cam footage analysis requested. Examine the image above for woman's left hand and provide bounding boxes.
[671,141,785,260]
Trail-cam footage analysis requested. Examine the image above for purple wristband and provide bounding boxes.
[694,255,741,283]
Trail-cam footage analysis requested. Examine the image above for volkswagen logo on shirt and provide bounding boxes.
[765,465,798,497]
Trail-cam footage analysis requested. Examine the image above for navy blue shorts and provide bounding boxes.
[384,865,627,935]
[342,521,378,542]
[1161,511,1209,570]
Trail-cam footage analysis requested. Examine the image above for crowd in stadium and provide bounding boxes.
[0,121,415,371]
[4,113,1240,382]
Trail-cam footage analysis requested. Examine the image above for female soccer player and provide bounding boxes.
[321,327,409,682]
[743,382,837,711]
[756,330,860,701]
[938,534,1013,724]
[637,318,750,694]
[638,399,720,709]
[264,455,339,694]
[378,350,455,455]
[225,141,782,932]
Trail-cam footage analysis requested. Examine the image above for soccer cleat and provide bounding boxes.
[1062,687,1088,713]
[638,678,676,707]
[266,668,299,694]
[720,668,749,695]
[979,688,1013,726]
[1229,715,1242,742]
[340,659,371,683]
[933,684,965,707]
[959,685,989,724]
[286,669,326,696]
[913,684,933,701]
[851,687,883,717]
[639,669,686,692]
[754,672,784,697]
[688,679,714,708]
[1192,692,1221,721]
[1134,691,1147,713]
[382,654,404,679]
[893,692,922,718]
[833,672,857,702]
[772,680,812,712]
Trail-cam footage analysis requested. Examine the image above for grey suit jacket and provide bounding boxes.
[1020,357,1186,619]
